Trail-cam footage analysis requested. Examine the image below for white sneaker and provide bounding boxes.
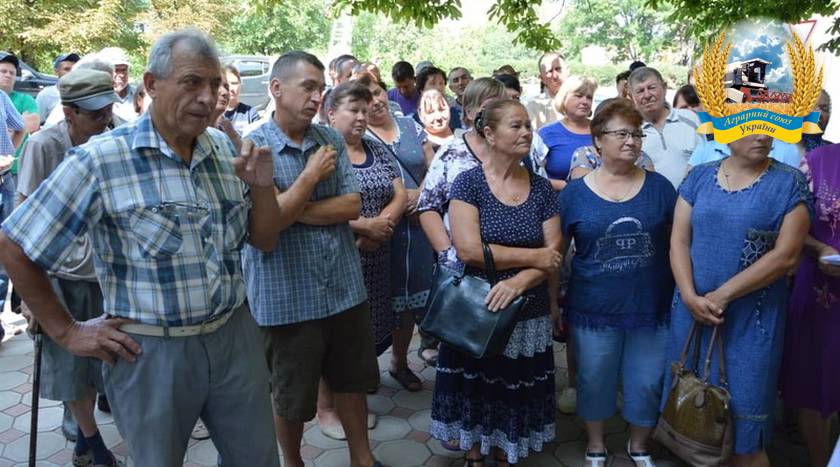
[190,419,210,440]
[556,387,577,414]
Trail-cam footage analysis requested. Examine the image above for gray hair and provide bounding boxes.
[75,55,114,75]
[628,66,665,88]
[147,29,219,79]
[271,51,324,82]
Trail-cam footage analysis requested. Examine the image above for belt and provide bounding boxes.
[118,310,235,337]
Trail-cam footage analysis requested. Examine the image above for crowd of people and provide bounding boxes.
[0,27,837,467]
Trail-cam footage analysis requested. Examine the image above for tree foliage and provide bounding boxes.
[222,0,331,55]
[647,0,840,54]
[334,0,559,51]
[556,0,684,62]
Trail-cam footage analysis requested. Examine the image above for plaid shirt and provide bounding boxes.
[242,118,367,326]
[1,90,23,156]
[2,111,250,326]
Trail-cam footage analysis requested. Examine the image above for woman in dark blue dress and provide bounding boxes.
[430,99,563,466]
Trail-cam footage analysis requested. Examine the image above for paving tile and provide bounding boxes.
[519,450,562,466]
[313,447,350,467]
[19,395,60,409]
[0,394,18,414]
[186,439,219,465]
[0,372,26,391]
[554,417,583,443]
[1,405,26,418]
[425,437,463,458]
[406,429,430,444]
[407,409,430,432]
[369,416,412,442]
[388,406,414,419]
[12,405,62,432]
[0,357,29,373]
[367,394,395,415]
[0,337,34,357]
[0,412,13,433]
[2,431,64,462]
[45,447,73,465]
[424,454,460,467]
[553,440,586,466]
[9,385,30,395]
[373,439,430,466]
[393,390,434,411]
[0,428,24,444]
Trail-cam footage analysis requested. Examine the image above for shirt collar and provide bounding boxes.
[130,110,214,167]
[642,103,679,129]
[264,113,321,154]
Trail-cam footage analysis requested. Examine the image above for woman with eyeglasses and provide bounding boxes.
[558,98,676,467]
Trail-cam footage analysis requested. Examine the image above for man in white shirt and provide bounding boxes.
[629,66,704,188]
[524,51,569,130]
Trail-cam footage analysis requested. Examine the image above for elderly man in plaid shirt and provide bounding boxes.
[0,30,283,467]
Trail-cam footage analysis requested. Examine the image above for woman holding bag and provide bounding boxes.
[666,133,812,466]
[429,99,563,466]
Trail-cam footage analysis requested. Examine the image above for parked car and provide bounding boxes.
[221,55,272,111]
[14,59,57,97]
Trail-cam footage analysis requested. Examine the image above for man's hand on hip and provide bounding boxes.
[58,316,142,366]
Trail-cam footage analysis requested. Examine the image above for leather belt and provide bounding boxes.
[119,310,235,337]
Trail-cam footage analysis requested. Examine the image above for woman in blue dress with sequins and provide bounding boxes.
[667,133,812,466]
[430,99,563,466]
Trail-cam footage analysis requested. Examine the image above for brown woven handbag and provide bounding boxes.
[653,323,734,467]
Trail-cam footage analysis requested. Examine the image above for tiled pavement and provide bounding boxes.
[0,308,821,466]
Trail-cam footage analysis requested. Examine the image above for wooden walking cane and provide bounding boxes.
[28,329,43,467]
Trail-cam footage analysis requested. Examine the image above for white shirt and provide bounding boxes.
[524,91,559,131]
[641,105,704,188]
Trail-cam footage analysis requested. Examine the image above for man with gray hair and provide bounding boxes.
[0,29,282,466]
[44,54,116,127]
[628,66,703,187]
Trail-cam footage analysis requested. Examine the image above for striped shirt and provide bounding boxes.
[2,111,250,326]
[242,118,367,326]
[641,105,704,188]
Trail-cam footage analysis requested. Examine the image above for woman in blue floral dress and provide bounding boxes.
[667,134,812,466]
[430,99,563,466]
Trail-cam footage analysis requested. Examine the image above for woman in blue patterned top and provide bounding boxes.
[558,98,676,467]
[430,99,563,466]
[667,133,812,466]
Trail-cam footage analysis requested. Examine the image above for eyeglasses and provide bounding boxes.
[602,129,645,142]
[75,107,113,124]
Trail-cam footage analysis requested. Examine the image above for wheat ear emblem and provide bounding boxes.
[694,31,823,117]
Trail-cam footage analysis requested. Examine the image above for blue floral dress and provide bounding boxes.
[353,139,402,355]
[664,160,813,455]
[430,167,558,464]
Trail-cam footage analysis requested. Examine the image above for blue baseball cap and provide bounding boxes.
[0,51,19,71]
[53,53,80,70]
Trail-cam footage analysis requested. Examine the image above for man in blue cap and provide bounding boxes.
[36,52,80,123]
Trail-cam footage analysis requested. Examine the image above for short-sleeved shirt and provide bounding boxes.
[15,120,97,281]
[524,91,559,130]
[450,166,559,320]
[689,140,801,167]
[538,121,592,180]
[2,111,251,326]
[112,84,137,124]
[641,105,704,188]
[241,119,367,326]
[10,90,38,173]
[223,102,260,136]
[568,145,654,179]
[0,90,23,157]
[388,88,420,116]
[35,85,60,123]
[559,171,677,329]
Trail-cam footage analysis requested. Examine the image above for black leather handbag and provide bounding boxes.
[420,242,528,359]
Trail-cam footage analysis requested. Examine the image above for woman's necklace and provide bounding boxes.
[593,167,639,202]
[721,157,771,191]
[486,170,526,204]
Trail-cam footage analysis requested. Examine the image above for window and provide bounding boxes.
[238,60,268,77]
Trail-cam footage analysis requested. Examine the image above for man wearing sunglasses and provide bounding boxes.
[14,68,121,467]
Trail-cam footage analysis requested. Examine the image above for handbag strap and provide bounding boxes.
[701,325,728,386]
[677,321,701,371]
[481,242,499,285]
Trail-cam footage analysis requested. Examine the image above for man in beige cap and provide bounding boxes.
[15,68,121,466]
[99,47,136,122]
